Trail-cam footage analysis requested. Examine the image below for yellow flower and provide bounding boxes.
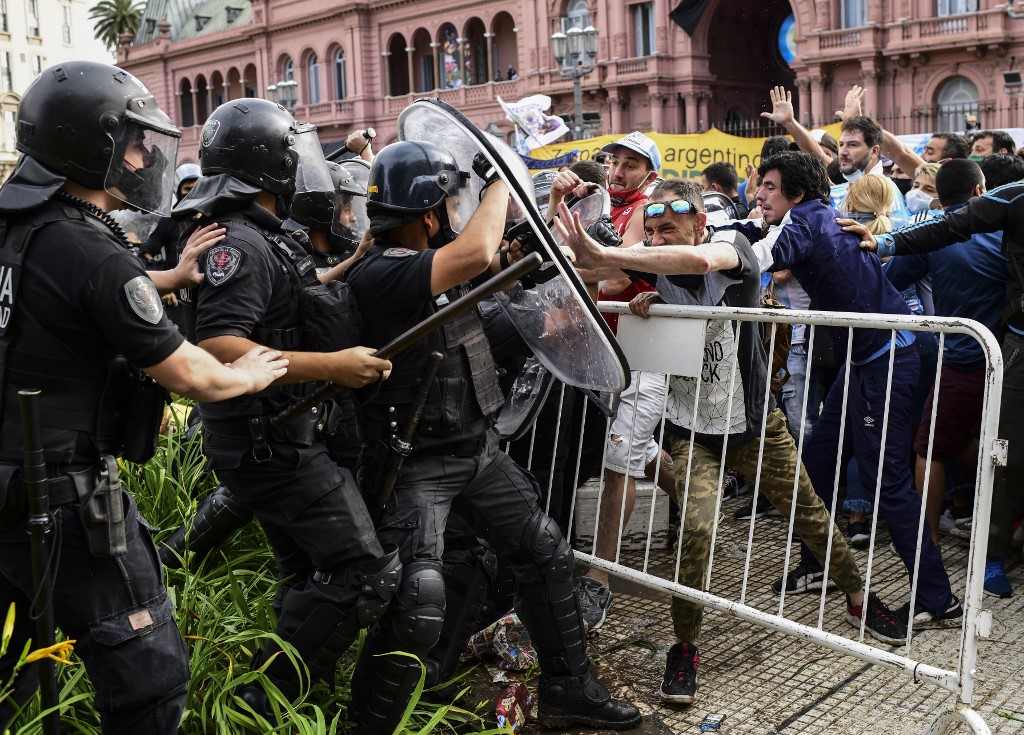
[2,604,13,644]
[24,640,77,665]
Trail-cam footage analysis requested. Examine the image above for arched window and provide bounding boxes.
[935,76,979,133]
[283,57,294,82]
[565,0,590,30]
[307,53,320,103]
[334,47,347,99]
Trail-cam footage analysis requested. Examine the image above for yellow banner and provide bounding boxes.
[530,124,843,180]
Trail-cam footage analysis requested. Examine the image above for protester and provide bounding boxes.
[557,178,906,706]
[726,152,961,629]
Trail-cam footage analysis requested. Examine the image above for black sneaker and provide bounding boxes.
[894,595,963,629]
[660,641,698,704]
[722,468,750,500]
[733,494,781,521]
[848,520,872,549]
[772,562,837,594]
[576,577,613,633]
[845,592,907,645]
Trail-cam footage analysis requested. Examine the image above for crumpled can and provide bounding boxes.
[495,682,533,734]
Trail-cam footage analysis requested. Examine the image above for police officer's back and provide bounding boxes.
[0,61,286,734]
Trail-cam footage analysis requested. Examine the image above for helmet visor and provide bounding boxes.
[291,126,333,197]
[333,160,369,242]
[105,120,179,215]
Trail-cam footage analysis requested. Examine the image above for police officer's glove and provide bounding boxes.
[472,152,500,199]
[585,215,622,248]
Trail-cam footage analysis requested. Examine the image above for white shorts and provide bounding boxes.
[604,370,668,477]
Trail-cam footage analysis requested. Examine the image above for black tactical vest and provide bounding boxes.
[0,199,164,465]
[369,281,505,444]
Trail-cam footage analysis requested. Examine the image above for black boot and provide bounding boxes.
[234,682,277,725]
[537,667,642,730]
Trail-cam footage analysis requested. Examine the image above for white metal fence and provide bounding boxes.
[512,303,1004,735]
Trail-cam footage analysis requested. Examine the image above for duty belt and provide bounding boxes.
[414,435,486,459]
[12,465,95,507]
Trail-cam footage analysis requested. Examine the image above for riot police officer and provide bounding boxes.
[345,140,642,733]
[137,162,203,334]
[0,61,287,734]
[287,158,372,278]
[177,98,400,715]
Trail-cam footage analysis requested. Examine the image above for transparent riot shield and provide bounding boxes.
[397,98,629,392]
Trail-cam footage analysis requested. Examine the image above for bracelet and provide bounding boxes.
[358,140,370,156]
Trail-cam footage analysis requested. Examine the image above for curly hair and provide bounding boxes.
[757,151,831,204]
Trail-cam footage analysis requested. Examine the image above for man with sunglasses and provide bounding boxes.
[556,178,906,706]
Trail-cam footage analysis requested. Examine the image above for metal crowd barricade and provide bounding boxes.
[510,303,1003,735]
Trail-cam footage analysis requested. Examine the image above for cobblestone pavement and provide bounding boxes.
[561,491,1024,735]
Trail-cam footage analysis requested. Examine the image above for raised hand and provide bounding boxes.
[835,85,865,121]
[760,85,795,126]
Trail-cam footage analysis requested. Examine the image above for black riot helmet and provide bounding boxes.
[366,140,467,245]
[197,98,332,201]
[289,159,369,253]
[11,61,181,214]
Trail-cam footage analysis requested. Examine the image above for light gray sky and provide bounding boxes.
[79,0,121,64]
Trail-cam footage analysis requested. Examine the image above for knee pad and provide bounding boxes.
[510,508,574,585]
[386,559,446,652]
[426,546,498,687]
[268,549,402,689]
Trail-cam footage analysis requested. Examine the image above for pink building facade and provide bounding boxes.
[117,0,1024,163]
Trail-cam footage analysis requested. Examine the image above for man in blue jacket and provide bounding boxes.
[881,159,1010,597]
[727,151,960,630]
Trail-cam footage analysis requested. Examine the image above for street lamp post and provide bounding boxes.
[265,79,298,109]
[550,25,598,140]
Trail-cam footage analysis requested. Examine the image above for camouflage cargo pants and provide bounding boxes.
[670,409,862,642]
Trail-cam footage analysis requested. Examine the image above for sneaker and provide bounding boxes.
[772,562,837,594]
[848,520,871,549]
[845,592,907,645]
[984,557,1013,598]
[576,577,613,633]
[722,468,750,500]
[895,595,963,629]
[733,494,781,521]
[660,641,698,704]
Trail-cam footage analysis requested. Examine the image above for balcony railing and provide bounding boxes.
[384,79,523,113]
[898,8,1005,45]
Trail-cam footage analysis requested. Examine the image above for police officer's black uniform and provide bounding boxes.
[0,62,190,734]
[346,141,641,733]
[181,99,399,707]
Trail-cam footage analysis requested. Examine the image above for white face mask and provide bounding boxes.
[905,188,934,214]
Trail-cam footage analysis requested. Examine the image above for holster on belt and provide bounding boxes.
[78,455,127,557]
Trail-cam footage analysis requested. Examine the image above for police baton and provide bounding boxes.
[372,351,443,523]
[271,251,543,427]
[18,389,62,735]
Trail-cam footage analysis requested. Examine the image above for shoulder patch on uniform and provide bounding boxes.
[383,247,417,258]
[124,276,164,325]
[206,245,244,286]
